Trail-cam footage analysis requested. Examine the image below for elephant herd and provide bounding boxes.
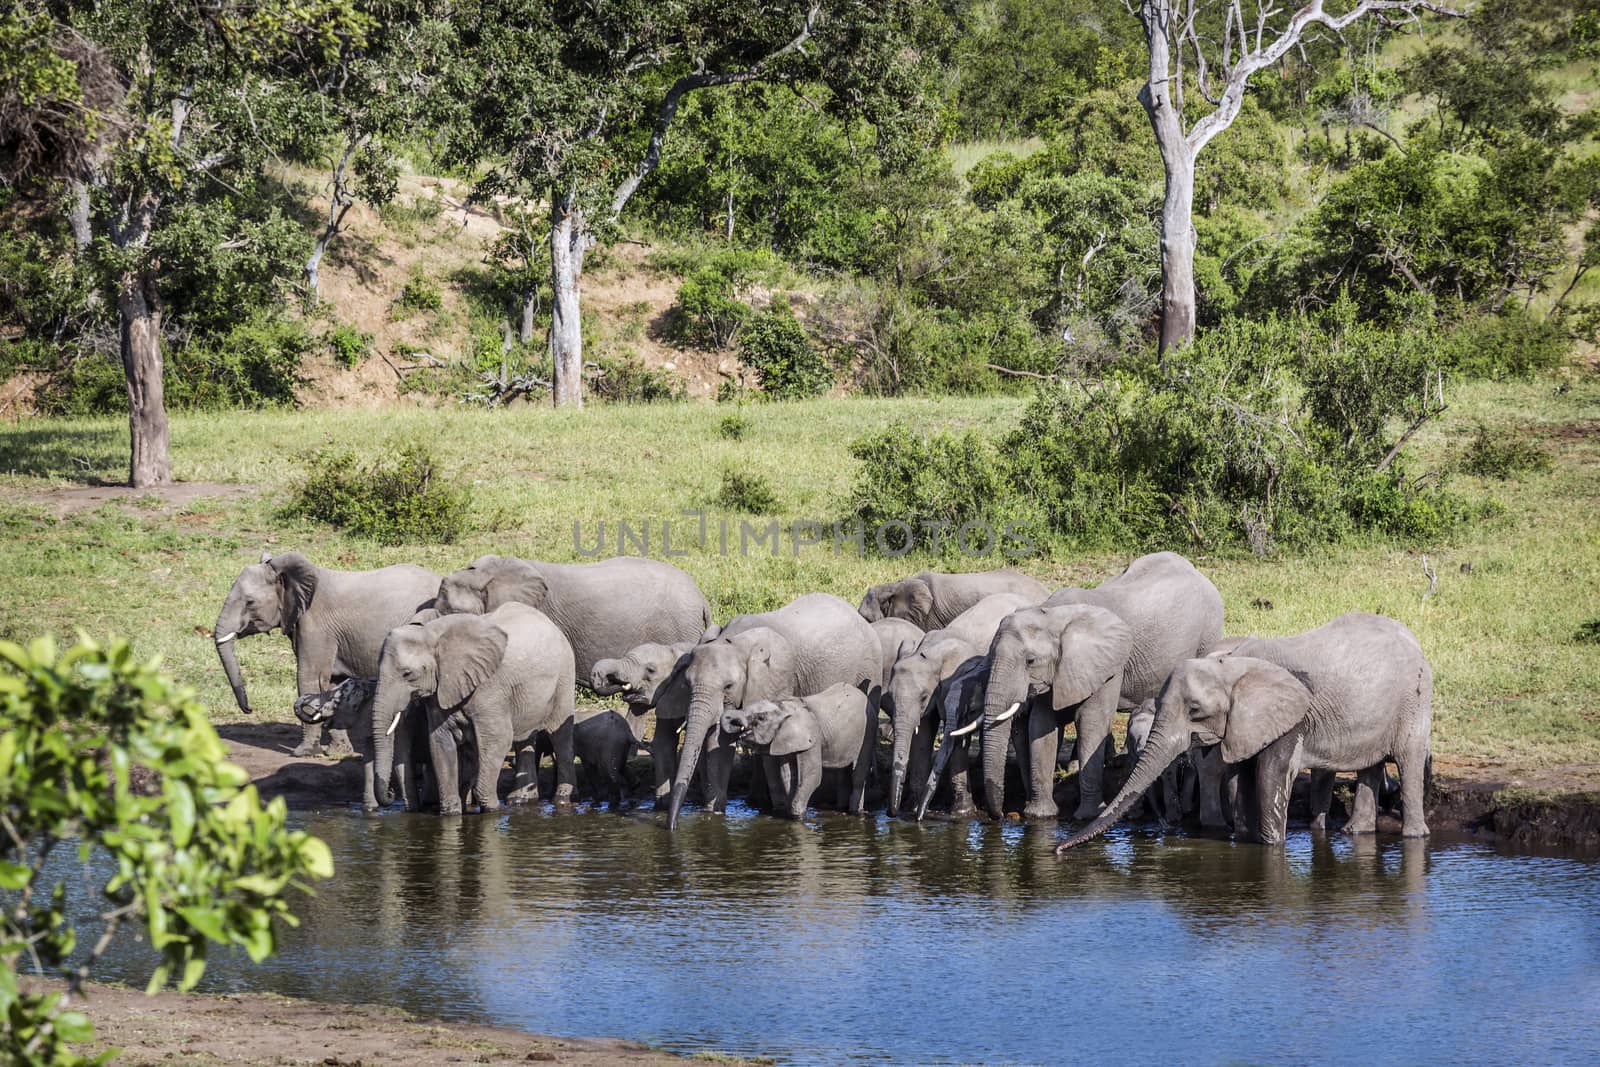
[213,549,1434,847]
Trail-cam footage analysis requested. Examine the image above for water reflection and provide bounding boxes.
[82,810,1600,1065]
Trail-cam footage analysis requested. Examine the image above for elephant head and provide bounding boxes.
[371,616,510,806]
[666,628,795,828]
[884,634,972,817]
[914,653,989,820]
[436,556,549,616]
[859,577,934,628]
[978,604,1133,819]
[590,641,693,713]
[293,677,376,734]
[213,551,318,714]
[720,699,816,755]
[1057,656,1313,851]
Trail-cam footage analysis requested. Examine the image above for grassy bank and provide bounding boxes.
[0,376,1596,781]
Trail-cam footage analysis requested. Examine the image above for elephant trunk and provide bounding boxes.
[589,655,634,696]
[370,656,409,808]
[214,592,250,713]
[1056,728,1189,852]
[885,686,921,818]
[915,731,961,821]
[666,685,719,829]
[980,650,1025,819]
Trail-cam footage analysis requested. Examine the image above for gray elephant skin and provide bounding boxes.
[980,551,1223,822]
[1060,612,1433,850]
[294,678,460,813]
[532,709,646,805]
[884,592,1035,817]
[213,551,441,756]
[590,640,697,805]
[722,684,874,818]
[667,592,881,829]
[371,603,577,815]
[434,555,709,684]
[869,617,924,704]
[859,568,1048,629]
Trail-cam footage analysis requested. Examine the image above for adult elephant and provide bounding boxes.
[884,592,1035,817]
[979,552,1223,821]
[1059,613,1433,849]
[371,603,577,815]
[666,592,880,829]
[213,551,441,756]
[859,568,1047,630]
[870,617,924,707]
[434,555,710,683]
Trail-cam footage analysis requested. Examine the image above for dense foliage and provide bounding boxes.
[287,441,470,544]
[0,635,332,1065]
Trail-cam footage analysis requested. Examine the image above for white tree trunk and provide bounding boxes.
[1157,150,1197,353]
[549,193,586,408]
[119,266,171,487]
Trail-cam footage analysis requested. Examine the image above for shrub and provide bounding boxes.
[1439,309,1570,380]
[287,441,470,544]
[395,270,444,314]
[718,412,751,440]
[714,466,781,514]
[1574,619,1600,645]
[666,247,781,349]
[329,323,374,368]
[588,354,685,403]
[739,298,833,400]
[1458,424,1553,479]
[0,634,332,1065]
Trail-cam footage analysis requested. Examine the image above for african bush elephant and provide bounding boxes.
[884,593,1034,817]
[213,551,441,756]
[532,709,646,806]
[980,552,1223,821]
[433,555,710,684]
[721,684,874,819]
[590,640,697,804]
[667,592,880,829]
[294,678,457,813]
[371,603,577,815]
[1059,612,1433,850]
[858,568,1048,629]
[870,617,925,703]
[1122,699,1192,824]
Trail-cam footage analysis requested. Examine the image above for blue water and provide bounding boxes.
[77,807,1600,1065]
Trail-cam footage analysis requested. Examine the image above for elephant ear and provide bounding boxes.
[268,552,317,637]
[435,617,509,709]
[1051,606,1133,710]
[897,578,934,627]
[484,558,549,612]
[739,628,795,705]
[769,705,818,756]
[1220,658,1314,763]
[939,655,988,730]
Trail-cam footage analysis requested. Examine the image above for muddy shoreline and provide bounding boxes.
[222,721,1600,850]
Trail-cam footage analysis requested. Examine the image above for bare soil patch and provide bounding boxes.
[15,480,256,517]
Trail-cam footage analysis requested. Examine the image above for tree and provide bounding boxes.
[0,634,332,1065]
[1124,0,1462,354]
[446,0,928,407]
[2,2,366,486]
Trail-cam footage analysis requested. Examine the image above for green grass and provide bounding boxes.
[0,378,1596,780]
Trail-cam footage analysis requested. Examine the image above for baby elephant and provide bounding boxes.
[533,709,646,806]
[295,678,463,812]
[721,684,873,819]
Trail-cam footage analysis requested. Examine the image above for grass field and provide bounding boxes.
[0,376,1596,782]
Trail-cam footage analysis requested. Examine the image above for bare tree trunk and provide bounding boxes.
[723,186,735,241]
[520,289,537,344]
[1157,151,1197,353]
[549,192,586,409]
[68,180,93,249]
[305,136,361,300]
[118,267,170,487]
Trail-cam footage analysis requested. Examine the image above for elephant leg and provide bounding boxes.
[1022,704,1061,821]
[792,751,822,820]
[1396,745,1430,838]
[1070,683,1118,820]
[472,717,513,813]
[746,756,771,811]
[360,756,379,812]
[1347,763,1384,834]
[506,741,540,804]
[1196,746,1228,828]
[947,738,975,817]
[1308,768,1336,832]
[1254,734,1304,846]
[428,720,463,816]
[763,755,791,813]
[906,714,936,813]
[549,719,576,806]
[292,654,334,757]
[701,738,734,814]
[650,720,681,808]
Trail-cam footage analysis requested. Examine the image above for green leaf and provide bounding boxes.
[0,861,32,889]
[299,837,334,881]
[52,1008,94,1042]
[167,779,195,848]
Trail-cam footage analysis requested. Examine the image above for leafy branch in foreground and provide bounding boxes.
[0,635,334,1066]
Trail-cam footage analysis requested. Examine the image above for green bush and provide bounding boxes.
[287,442,470,544]
[329,323,375,368]
[714,466,781,514]
[665,248,781,349]
[718,412,751,440]
[0,634,332,1065]
[588,353,685,403]
[1458,424,1553,479]
[1439,309,1570,380]
[739,298,833,400]
[395,270,444,314]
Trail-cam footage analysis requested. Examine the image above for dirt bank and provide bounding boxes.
[47,981,747,1066]
[222,722,1600,849]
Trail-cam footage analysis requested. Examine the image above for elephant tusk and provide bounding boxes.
[949,720,980,737]
[214,631,237,645]
[386,711,403,736]
[993,701,1021,724]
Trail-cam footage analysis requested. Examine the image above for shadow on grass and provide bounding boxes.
[0,423,127,481]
